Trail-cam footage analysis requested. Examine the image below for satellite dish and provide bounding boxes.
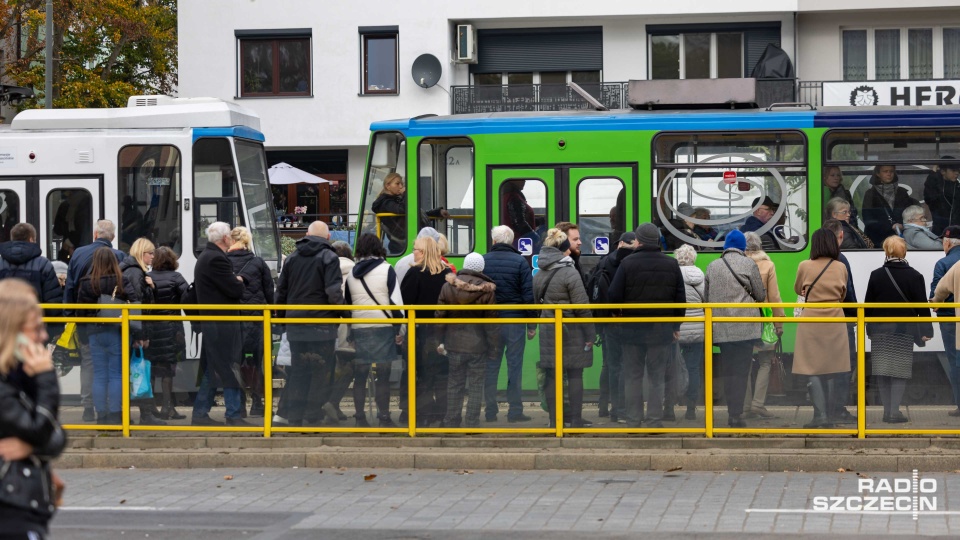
[412,54,442,88]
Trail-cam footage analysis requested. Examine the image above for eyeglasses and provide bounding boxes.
[834,210,851,216]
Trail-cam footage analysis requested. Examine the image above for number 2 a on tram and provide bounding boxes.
[0,96,281,281]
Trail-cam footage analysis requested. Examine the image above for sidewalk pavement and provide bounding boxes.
[53,468,960,537]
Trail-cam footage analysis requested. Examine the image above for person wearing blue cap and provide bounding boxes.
[705,229,765,428]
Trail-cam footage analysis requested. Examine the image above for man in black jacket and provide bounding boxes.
[0,223,63,308]
[595,232,638,423]
[607,223,686,428]
[276,220,344,426]
[62,219,125,422]
[191,221,248,426]
[482,225,536,423]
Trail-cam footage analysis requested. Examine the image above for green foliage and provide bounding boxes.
[280,235,297,257]
[3,0,177,110]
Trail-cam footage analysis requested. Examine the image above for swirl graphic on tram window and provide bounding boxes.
[657,152,806,250]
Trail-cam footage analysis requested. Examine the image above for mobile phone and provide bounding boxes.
[13,333,31,362]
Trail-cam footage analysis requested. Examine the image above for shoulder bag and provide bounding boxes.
[794,259,833,317]
[883,267,927,347]
[98,286,142,334]
[721,255,777,343]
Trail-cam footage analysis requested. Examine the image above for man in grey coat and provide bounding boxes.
[704,230,765,428]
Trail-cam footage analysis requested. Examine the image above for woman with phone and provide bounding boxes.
[0,278,66,538]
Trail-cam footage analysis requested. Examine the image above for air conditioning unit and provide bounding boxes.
[455,24,477,64]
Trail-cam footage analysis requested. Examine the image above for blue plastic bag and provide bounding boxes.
[130,346,153,400]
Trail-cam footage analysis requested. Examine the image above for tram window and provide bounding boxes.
[499,179,547,257]
[361,132,407,255]
[193,138,242,254]
[824,130,960,246]
[235,140,280,263]
[653,132,808,252]
[119,145,182,254]
[418,138,474,256]
[48,189,92,263]
[576,177,624,255]
[0,190,20,243]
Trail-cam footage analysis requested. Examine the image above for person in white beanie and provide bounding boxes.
[435,252,500,427]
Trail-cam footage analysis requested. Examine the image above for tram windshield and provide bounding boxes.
[235,139,281,266]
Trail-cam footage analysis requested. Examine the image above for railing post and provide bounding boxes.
[407,309,417,438]
[263,309,273,439]
[704,307,713,438]
[857,306,866,439]
[554,308,563,438]
[121,306,130,437]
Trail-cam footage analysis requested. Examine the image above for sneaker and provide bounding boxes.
[804,419,835,429]
[82,407,96,422]
[507,414,532,423]
[139,413,167,426]
[378,415,397,428]
[225,417,254,426]
[272,414,290,425]
[192,415,224,426]
[752,407,777,419]
[831,409,856,424]
[333,405,348,421]
[321,403,341,426]
[728,416,747,428]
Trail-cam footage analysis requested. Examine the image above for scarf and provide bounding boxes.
[885,257,907,264]
[875,182,899,208]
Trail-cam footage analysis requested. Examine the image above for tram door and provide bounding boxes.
[489,165,635,266]
[0,177,100,263]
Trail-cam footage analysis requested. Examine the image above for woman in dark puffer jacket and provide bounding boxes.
[120,238,165,425]
[228,226,275,417]
[147,247,189,420]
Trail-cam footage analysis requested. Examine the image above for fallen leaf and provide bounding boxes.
[119,499,126,504]
[224,475,234,480]
[667,466,683,472]
[837,468,846,473]
[364,474,377,481]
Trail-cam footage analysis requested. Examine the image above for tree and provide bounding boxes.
[3,0,176,109]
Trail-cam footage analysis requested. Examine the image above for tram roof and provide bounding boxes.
[370,106,960,137]
[10,97,261,132]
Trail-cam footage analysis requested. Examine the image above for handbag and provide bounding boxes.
[767,340,788,397]
[336,323,356,354]
[52,322,82,367]
[275,332,291,367]
[98,286,143,334]
[240,356,264,394]
[760,306,779,345]
[794,259,834,317]
[130,346,153,400]
[884,267,927,347]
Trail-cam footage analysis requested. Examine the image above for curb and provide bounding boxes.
[60,436,960,472]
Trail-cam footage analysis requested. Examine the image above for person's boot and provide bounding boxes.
[159,378,185,420]
[355,412,370,428]
[378,413,397,428]
[249,394,265,417]
[662,405,676,422]
[239,390,248,418]
[139,408,168,426]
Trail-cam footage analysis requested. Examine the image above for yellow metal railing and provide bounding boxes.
[43,301,960,438]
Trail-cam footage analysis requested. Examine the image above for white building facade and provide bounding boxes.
[178,1,960,218]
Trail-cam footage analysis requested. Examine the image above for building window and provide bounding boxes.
[841,27,954,80]
[649,33,744,79]
[238,35,311,97]
[361,31,398,94]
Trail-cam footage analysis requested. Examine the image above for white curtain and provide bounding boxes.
[908,29,933,80]
[945,28,960,78]
[842,30,867,81]
[874,29,901,81]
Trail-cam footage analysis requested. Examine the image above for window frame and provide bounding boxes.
[416,137,476,256]
[191,138,245,255]
[651,130,809,252]
[360,31,399,96]
[117,143,183,255]
[840,26,951,80]
[648,32,744,80]
[237,34,312,98]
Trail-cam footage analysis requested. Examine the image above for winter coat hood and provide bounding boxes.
[538,246,571,270]
[680,265,705,287]
[119,255,144,273]
[0,241,41,265]
[443,269,496,303]
[352,257,386,279]
[294,235,335,257]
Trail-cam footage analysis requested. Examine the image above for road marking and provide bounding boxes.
[60,506,165,511]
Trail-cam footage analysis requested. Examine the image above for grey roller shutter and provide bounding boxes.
[744,28,782,77]
[470,27,602,74]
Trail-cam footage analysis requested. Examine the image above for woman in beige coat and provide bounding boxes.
[794,229,850,428]
[743,232,784,419]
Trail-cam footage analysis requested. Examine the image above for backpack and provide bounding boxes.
[181,281,201,332]
[585,256,612,305]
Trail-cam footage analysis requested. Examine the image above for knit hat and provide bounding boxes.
[618,231,638,244]
[635,223,661,247]
[52,260,68,276]
[417,227,441,242]
[724,229,747,251]
[677,202,694,217]
[462,252,485,273]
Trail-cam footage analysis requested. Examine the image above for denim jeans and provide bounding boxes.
[89,329,122,415]
[484,323,526,419]
[680,342,704,408]
[940,321,959,408]
[192,371,243,419]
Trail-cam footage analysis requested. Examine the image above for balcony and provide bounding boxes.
[451,79,797,114]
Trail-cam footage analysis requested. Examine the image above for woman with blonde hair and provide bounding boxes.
[865,236,933,423]
[227,226,274,418]
[400,235,453,426]
[0,279,66,538]
[120,237,164,425]
[371,172,448,254]
[533,228,595,428]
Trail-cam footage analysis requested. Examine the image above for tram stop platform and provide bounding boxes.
[58,402,960,473]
